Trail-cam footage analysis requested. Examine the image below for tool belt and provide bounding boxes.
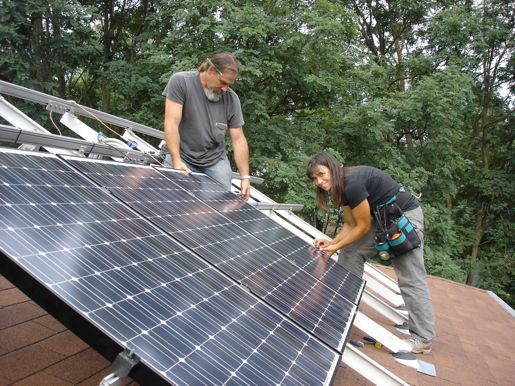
[373,187,421,259]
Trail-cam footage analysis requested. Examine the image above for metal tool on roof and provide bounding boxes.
[349,339,364,347]
[417,359,437,377]
[363,335,383,349]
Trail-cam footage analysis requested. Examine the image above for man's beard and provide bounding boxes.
[204,87,222,102]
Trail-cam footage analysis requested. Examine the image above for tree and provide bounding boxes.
[425,1,514,287]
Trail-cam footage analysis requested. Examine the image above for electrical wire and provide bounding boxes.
[69,101,125,141]
[48,111,62,136]
[67,100,165,166]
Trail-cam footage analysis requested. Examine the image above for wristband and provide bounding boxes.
[241,175,251,179]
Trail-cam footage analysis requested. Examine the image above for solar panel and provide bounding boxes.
[174,173,365,304]
[0,149,341,385]
[64,158,359,353]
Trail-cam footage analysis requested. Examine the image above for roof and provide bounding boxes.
[337,265,515,386]
[1,265,514,385]
[0,274,135,385]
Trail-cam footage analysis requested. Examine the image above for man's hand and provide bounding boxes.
[240,178,250,201]
[173,160,192,174]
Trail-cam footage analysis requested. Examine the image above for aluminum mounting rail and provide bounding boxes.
[0,80,163,139]
[0,125,161,164]
[247,202,304,211]
[231,171,264,184]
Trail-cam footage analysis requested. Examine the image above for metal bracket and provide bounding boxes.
[248,202,304,211]
[341,344,410,386]
[46,100,69,115]
[231,172,264,184]
[99,349,140,386]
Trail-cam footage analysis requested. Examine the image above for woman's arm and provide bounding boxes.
[316,199,372,255]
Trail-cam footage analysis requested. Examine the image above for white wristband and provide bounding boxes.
[241,175,251,179]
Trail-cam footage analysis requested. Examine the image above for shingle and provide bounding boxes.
[0,321,56,352]
[31,314,66,333]
[0,302,47,330]
[44,349,110,384]
[39,331,89,357]
[0,289,29,308]
[12,372,72,386]
[0,276,13,291]
[0,344,65,382]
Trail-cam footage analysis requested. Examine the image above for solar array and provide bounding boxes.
[64,158,363,353]
[0,149,341,385]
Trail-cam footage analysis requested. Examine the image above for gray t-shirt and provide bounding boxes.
[162,71,245,167]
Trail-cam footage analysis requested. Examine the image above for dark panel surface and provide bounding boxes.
[65,159,358,353]
[228,215,364,304]
[158,170,364,304]
[0,149,340,385]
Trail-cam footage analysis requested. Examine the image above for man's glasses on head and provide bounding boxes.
[206,58,224,78]
[206,58,234,87]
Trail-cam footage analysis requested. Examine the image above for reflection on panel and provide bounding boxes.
[65,159,358,353]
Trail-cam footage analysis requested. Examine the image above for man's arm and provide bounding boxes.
[164,98,190,172]
[229,127,250,200]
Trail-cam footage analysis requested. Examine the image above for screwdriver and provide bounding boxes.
[363,335,382,349]
[349,339,364,347]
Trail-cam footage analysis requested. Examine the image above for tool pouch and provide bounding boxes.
[384,214,421,257]
[374,198,421,259]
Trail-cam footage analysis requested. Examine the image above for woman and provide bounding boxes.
[306,151,436,354]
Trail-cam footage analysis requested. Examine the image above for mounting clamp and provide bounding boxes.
[99,349,140,386]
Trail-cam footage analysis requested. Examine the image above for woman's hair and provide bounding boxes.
[198,52,240,75]
[306,151,346,209]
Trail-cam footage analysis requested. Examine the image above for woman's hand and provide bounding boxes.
[321,244,338,256]
[313,238,338,256]
[314,238,330,248]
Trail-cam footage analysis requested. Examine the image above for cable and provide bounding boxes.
[48,111,62,136]
[69,101,126,141]
[66,100,165,166]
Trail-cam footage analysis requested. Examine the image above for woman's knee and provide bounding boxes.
[338,253,366,277]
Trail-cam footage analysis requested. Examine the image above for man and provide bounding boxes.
[162,52,250,199]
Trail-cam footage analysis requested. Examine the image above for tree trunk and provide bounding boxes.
[50,7,66,97]
[101,0,114,112]
[30,11,49,84]
[394,37,413,147]
[466,201,489,286]
[446,196,452,218]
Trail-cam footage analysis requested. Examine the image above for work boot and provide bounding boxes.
[404,337,432,354]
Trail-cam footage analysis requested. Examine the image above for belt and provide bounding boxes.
[376,186,405,209]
